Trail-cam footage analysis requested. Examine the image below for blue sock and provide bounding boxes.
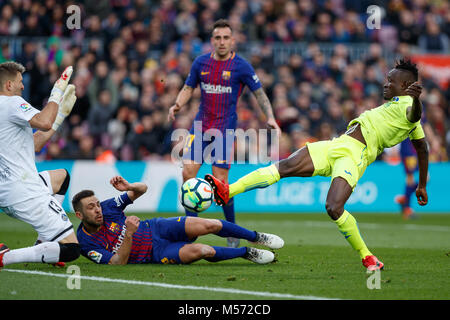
[405,183,418,207]
[222,198,235,223]
[216,220,257,241]
[185,208,198,217]
[206,246,247,262]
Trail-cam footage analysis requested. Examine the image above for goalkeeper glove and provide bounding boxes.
[48,66,73,105]
[52,84,77,131]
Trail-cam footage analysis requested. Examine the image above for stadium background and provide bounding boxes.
[1,0,449,214]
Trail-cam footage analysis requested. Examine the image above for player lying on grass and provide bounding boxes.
[205,59,429,271]
[73,176,284,265]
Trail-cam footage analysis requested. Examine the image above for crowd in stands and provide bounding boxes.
[0,0,448,163]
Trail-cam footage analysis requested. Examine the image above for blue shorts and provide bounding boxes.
[149,216,195,264]
[400,139,418,174]
[182,129,235,169]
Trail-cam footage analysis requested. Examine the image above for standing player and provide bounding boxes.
[0,62,80,268]
[205,59,429,271]
[168,19,281,248]
[74,176,284,265]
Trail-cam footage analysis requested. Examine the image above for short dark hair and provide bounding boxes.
[0,61,25,88]
[212,19,232,34]
[72,190,95,212]
[394,59,418,81]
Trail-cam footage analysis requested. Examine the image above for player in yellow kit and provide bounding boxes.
[205,59,429,271]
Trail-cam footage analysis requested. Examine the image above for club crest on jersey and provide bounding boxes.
[109,222,120,233]
[222,71,231,80]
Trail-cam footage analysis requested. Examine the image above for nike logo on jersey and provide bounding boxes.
[344,170,353,176]
[201,71,210,75]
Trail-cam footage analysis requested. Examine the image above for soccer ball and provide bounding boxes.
[180,178,214,212]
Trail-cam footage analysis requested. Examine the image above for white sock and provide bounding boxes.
[2,242,60,265]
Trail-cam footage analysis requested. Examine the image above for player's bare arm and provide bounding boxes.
[252,87,281,137]
[168,85,194,121]
[110,176,148,201]
[29,103,58,131]
[33,129,55,152]
[405,81,423,123]
[411,138,429,206]
[108,216,140,265]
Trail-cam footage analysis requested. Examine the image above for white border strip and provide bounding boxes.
[3,268,339,300]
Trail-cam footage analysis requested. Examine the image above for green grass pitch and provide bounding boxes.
[1,212,449,300]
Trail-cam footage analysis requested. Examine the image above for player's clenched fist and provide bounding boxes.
[125,216,140,235]
[48,66,73,105]
[406,81,422,99]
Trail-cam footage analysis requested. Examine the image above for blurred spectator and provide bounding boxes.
[418,20,449,52]
[0,0,445,161]
[88,60,119,110]
[88,89,116,146]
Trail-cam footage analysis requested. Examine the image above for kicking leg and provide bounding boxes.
[206,146,315,205]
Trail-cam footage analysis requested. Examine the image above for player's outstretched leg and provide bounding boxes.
[185,217,284,250]
[0,241,80,267]
[205,164,280,206]
[205,146,315,205]
[179,243,274,264]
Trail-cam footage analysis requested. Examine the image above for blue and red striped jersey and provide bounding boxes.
[185,51,262,132]
[77,193,152,264]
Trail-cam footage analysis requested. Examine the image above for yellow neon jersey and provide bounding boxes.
[348,96,425,165]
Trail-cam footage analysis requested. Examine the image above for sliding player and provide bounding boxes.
[74,176,284,265]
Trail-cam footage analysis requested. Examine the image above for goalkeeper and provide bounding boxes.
[205,59,429,271]
[0,61,79,268]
